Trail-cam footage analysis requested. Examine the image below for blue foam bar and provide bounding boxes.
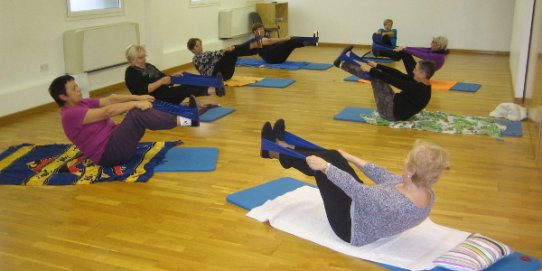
[284,131,325,150]
[261,138,306,159]
[170,72,221,88]
[152,100,198,120]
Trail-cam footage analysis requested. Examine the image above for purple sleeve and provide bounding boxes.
[404,47,445,70]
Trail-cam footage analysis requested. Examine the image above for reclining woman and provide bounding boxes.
[125,44,223,114]
[49,75,198,166]
[187,37,262,81]
[250,23,319,64]
[260,119,450,246]
[373,36,449,76]
[334,47,436,121]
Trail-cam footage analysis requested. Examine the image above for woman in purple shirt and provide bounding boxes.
[375,36,449,77]
[49,75,197,166]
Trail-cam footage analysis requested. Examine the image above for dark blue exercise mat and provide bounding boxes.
[199,107,235,122]
[154,147,219,172]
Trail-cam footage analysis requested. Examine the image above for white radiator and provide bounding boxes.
[63,22,140,73]
[219,6,255,39]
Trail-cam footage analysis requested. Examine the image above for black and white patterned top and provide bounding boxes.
[192,50,225,76]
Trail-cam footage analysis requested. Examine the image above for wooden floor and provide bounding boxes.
[0,46,541,270]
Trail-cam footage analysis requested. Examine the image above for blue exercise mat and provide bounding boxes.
[497,119,523,137]
[199,107,235,122]
[248,78,295,88]
[227,177,315,210]
[450,82,482,92]
[344,75,363,82]
[236,58,331,70]
[334,107,523,137]
[227,177,541,271]
[301,62,333,70]
[154,147,218,172]
[344,75,371,82]
[333,107,373,122]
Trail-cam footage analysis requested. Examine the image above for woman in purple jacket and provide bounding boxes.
[375,36,448,77]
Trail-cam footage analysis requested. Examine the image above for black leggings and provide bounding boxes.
[340,62,396,121]
[152,85,208,104]
[212,43,257,80]
[377,50,417,78]
[278,148,363,242]
[258,38,305,64]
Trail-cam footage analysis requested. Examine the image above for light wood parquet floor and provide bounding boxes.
[0,46,540,270]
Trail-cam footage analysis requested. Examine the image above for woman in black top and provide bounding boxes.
[334,47,435,121]
[124,44,224,113]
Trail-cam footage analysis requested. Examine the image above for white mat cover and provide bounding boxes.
[247,186,470,270]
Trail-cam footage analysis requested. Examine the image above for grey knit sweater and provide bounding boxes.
[326,162,434,246]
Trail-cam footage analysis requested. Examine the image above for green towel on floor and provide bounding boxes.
[361,110,506,138]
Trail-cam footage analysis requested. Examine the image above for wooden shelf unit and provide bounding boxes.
[256,2,288,37]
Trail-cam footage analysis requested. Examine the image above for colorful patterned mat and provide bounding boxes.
[0,141,179,185]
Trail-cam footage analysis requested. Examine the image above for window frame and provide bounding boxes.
[189,0,220,8]
[66,0,125,20]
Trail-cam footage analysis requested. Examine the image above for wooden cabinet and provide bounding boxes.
[256,2,288,37]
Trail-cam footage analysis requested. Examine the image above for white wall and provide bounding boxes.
[0,0,519,117]
[510,0,535,98]
[287,0,515,51]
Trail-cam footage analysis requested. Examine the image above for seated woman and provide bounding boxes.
[372,18,397,47]
[250,23,319,64]
[49,75,198,166]
[187,38,261,81]
[125,44,223,114]
[374,36,449,76]
[260,119,450,246]
[334,47,436,121]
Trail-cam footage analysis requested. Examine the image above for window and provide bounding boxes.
[190,0,219,7]
[67,0,124,19]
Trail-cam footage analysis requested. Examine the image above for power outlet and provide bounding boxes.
[40,64,49,72]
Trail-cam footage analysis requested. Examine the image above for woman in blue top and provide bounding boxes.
[373,19,397,47]
[260,119,450,245]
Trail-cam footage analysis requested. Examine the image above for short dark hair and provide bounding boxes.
[187,38,201,51]
[251,23,264,33]
[418,60,436,79]
[49,74,74,107]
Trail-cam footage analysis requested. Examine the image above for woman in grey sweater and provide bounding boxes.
[261,120,450,246]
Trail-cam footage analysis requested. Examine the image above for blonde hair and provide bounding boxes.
[432,36,448,50]
[383,19,393,26]
[405,140,450,188]
[125,44,146,64]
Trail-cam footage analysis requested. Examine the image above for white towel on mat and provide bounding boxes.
[247,186,470,271]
